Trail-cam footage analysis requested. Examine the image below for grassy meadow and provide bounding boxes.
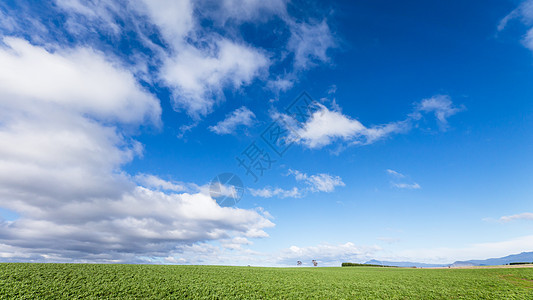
[1,263,532,299]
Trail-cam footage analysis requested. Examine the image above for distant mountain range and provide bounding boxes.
[364,260,447,268]
[364,251,533,268]
[450,251,533,267]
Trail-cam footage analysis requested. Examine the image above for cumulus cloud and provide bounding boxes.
[0,37,161,125]
[6,0,337,121]
[499,212,533,222]
[133,0,271,118]
[135,174,187,192]
[209,106,256,135]
[160,40,270,118]
[288,102,407,149]
[280,95,462,150]
[134,0,194,45]
[0,38,273,263]
[0,0,338,263]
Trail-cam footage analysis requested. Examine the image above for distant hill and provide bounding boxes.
[364,251,533,268]
[364,259,447,268]
[450,251,533,267]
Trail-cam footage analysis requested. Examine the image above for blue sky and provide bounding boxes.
[0,0,532,266]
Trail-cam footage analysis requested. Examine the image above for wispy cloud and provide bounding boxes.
[498,0,533,51]
[499,212,533,222]
[288,19,336,70]
[209,106,256,135]
[376,237,401,244]
[248,169,344,199]
[391,182,421,190]
[386,169,421,190]
[411,95,465,131]
[248,187,302,199]
[289,169,345,192]
[386,169,405,178]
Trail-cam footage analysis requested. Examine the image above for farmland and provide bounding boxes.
[1,263,532,299]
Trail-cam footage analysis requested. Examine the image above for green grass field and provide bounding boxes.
[1,263,532,299]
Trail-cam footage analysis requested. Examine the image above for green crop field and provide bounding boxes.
[1,263,532,299]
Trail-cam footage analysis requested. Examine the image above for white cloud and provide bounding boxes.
[282,95,462,150]
[0,38,274,263]
[289,169,345,192]
[499,212,533,222]
[53,0,273,119]
[0,1,340,263]
[412,95,464,130]
[205,182,243,201]
[160,39,269,118]
[384,235,533,264]
[156,241,380,267]
[267,76,295,93]
[525,27,533,51]
[134,0,194,45]
[386,169,420,190]
[499,0,533,29]
[0,8,17,32]
[386,169,405,178]
[0,37,161,125]
[290,103,409,149]
[248,187,302,198]
[247,170,344,199]
[392,183,421,190]
[293,103,366,148]
[135,174,187,192]
[0,188,274,262]
[134,235,533,266]
[220,237,253,250]
[288,20,336,70]
[209,106,256,135]
[19,0,337,121]
[55,0,122,36]
[278,242,381,266]
[376,237,401,244]
[498,0,533,51]
[216,0,288,23]
[129,0,273,119]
